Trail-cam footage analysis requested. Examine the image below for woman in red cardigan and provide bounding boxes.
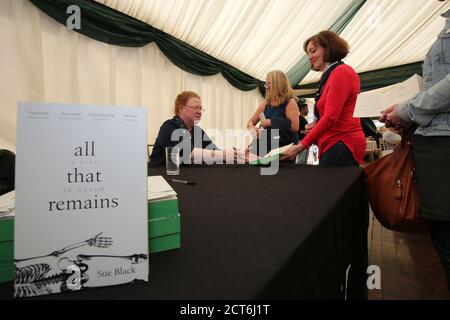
[284,31,365,166]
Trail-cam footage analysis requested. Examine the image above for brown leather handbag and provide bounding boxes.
[363,128,427,233]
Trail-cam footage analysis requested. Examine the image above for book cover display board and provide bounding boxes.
[0,176,182,284]
[14,102,148,297]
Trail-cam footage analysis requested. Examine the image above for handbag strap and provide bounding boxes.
[398,123,418,147]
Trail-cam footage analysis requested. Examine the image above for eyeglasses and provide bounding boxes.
[183,104,206,112]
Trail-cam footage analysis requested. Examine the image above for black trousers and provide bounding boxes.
[413,134,450,292]
[0,149,15,196]
[430,220,450,291]
[319,141,358,167]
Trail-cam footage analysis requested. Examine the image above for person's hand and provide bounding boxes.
[231,148,238,161]
[260,119,271,128]
[246,150,260,163]
[229,147,252,163]
[236,148,246,163]
[237,147,250,163]
[380,104,408,129]
[248,126,260,138]
[280,143,305,160]
[379,105,396,124]
[222,149,239,162]
[305,121,316,133]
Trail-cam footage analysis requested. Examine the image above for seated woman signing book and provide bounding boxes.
[149,91,238,166]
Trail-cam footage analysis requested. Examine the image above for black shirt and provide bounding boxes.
[149,116,217,167]
[298,116,308,140]
[0,149,15,196]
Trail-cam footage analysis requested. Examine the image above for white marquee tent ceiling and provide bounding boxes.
[97,0,449,84]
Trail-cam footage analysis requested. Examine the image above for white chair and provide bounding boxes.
[365,139,376,162]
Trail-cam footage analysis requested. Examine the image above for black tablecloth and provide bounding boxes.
[0,164,369,299]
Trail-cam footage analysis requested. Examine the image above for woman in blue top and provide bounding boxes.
[246,70,299,156]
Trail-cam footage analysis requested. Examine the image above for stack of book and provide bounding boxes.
[147,176,181,254]
[0,191,14,283]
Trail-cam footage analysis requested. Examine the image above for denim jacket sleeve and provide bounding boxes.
[396,73,450,126]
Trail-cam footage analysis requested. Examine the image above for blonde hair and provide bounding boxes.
[264,70,296,106]
[174,91,201,115]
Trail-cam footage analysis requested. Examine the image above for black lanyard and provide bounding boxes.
[313,61,344,121]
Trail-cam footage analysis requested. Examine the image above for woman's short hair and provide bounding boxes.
[303,31,349,63]
[174,91,200,115]
[265,70,296,107]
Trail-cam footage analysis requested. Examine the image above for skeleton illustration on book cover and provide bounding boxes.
[14,232,147,298]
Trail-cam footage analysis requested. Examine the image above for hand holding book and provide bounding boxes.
[280,143,305,161]
[249,143,294,165]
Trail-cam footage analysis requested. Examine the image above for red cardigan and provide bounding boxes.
[301,64,366,164]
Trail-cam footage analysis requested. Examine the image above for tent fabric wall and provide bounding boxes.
[286,0,367,85]
[23,0,450,91]
[1,0,448,150]
[96,0,447,86]
[301,0,447,85]
[295,61,424,97]
[0,0,261,149]
[30,0,434,96]
[29,0,265,93]
[96,0,355,81]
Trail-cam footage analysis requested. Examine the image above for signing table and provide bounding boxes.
[0,164,369,299]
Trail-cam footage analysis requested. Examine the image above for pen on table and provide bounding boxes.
[168,179,196,185]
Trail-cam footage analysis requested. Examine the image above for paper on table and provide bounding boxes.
[354,74,423,118]
[0,190,15,218]
[148,176,177,201]
[249,143,293,165]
